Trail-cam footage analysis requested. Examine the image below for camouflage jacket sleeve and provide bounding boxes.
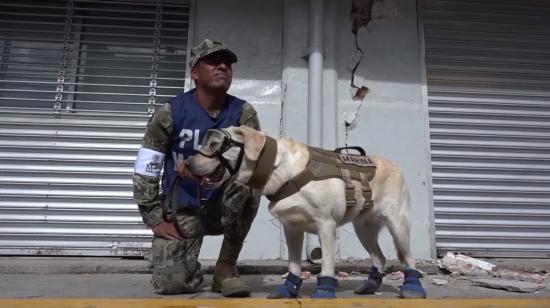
[133,103,173,228]
[239,101,261,131]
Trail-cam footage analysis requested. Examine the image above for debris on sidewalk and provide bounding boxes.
[438,252,496,276]
[432,278,448,286]
[337,271,349,278]
[473,278,544,293]
[386,271,404,280]
[492,269,547,284]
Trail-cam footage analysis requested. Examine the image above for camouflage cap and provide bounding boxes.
[189,38,238,68]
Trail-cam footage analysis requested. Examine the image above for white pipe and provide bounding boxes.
[306,0,324,264]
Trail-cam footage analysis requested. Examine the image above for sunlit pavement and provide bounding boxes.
[1,298,550,308]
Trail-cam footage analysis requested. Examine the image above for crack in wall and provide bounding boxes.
[344,0,375,147]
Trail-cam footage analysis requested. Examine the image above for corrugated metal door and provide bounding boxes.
[0,0,190,256]
[423,0,550,257]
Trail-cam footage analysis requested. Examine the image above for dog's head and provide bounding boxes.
[188,126,266,190]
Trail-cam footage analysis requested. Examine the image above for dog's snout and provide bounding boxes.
[187,156,199,175]
[186,154,218,177]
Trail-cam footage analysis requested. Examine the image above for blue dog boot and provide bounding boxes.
[355,266,384,295]
[399,267,427,299]
[267,272,303,299]
[311,276,338,298]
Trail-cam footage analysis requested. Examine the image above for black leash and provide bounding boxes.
[161,176,201,278]
[162,175,214,238]
[162,176,186,238]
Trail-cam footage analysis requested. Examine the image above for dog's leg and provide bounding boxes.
[285,227,304,278]
[311,222,338,298]
[386,216,426,299]
[352,219,386,295]
[267,227,303,299]
[385,187,427,299]
[385,214,414,268]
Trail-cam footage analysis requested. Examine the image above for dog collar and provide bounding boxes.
[246,136,278,190]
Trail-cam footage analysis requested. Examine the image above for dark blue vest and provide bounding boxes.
[163,89,245,208]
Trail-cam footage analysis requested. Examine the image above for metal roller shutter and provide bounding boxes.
[0,0,190,256]
[422,0,550,257]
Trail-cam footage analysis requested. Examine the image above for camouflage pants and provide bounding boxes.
[150,182,260,294]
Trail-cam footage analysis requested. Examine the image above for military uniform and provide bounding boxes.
[133,39,261,295]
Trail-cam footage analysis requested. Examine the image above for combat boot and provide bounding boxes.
[211,238,250,297]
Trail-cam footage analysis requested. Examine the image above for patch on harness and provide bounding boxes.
[338,154,375,167]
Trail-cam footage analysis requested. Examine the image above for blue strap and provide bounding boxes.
[312,276,338,298]
[400,267,427,298]
[355,266,384,295]
[403,267,422,278]
[403,267,423,285]
[272,272,303,298]
[284,272,303,295]
[369,266,384,283]
[316,276,338,292]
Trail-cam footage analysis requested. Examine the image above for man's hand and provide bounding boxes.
[176,159,197,179]
[152,221,183,240]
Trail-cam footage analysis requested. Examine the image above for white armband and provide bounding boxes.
[134,148,165,178]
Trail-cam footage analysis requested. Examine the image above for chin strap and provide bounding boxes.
[196,180,211,228]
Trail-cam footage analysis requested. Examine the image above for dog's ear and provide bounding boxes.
[233,126,266,161]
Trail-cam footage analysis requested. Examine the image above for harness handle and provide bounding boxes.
[334,146,366,156]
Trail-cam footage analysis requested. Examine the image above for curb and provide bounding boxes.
[0,298,549,308]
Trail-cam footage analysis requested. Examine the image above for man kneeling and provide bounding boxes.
[133,38,261,297]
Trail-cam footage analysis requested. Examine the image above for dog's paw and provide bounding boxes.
[311,289,336,298]
[400,288,427,299]
[399,268,427,299]
[266,272,302,299]
[354,266,383,295]
[267,285,298,299]
[311,276,338,299]
[354,280,379,295]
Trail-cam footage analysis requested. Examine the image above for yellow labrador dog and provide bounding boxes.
[188,126,426,299]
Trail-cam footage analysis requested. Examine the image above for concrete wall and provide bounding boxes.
[332,0,435,260]
[192,0,435,261]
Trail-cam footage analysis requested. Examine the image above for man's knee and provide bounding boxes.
[151,237,204,294]
[223,199,259,242]
[221,182,260,227]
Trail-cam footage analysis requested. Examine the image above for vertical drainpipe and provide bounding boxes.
[306,0,324,263]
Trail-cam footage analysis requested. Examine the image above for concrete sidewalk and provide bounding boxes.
[1,272,549,299]
[0,257,549,307]
[0,256,441,275]
[3,256,550,275]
